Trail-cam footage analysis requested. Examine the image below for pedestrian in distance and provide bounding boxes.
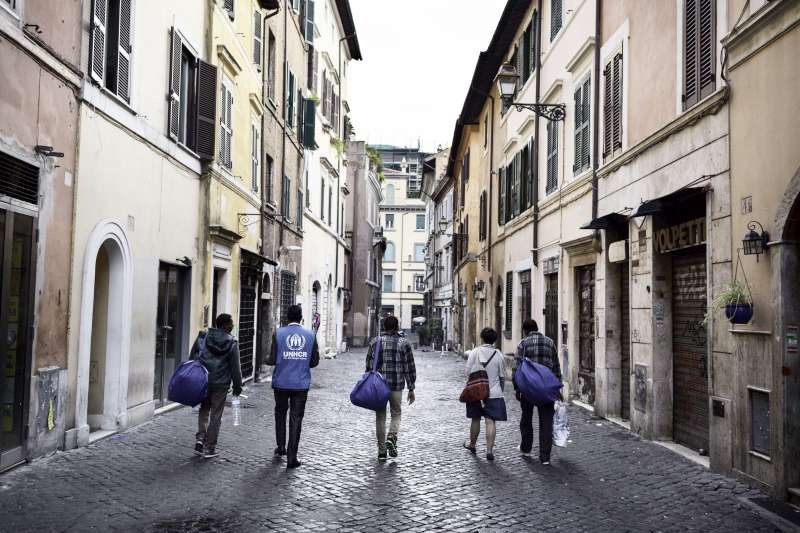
[463,327,507,461]
[190,313,243,459]
[514,318,562,465]
[366,315,416,461]
[267,304,319,469]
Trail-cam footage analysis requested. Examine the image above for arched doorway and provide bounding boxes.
[75,221,132,446]
[312,281,321,333]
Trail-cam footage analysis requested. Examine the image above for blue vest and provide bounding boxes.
[272,324,315,390]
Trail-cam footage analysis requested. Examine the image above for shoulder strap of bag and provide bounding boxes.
[481,350,498,368]
[371,336,382,372]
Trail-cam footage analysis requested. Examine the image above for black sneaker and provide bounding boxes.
[203,448,219,459]
[378,450,387,462]
[274,447,287,456]
[194,441,204,456]
[386,434,398,458]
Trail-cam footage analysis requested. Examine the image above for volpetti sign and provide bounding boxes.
[655,217,706,253]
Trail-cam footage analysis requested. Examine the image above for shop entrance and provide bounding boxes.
[239,256,261,381]
[671,248,709,452]
[153,263,189,409]
[0,209,35,471]
[620,262,631,420]
[577,265,595,405]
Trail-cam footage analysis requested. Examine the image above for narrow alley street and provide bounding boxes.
[0,348,784,532]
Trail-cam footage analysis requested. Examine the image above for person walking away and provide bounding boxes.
[514,319,562,465]
[268,305,319,469]
[190,313,242,459]
[367,316,416,461]
[463,328,507,461]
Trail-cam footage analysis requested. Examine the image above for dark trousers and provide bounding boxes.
[519,398,555,461]
[196,388,228,449]
[274,389,308,462]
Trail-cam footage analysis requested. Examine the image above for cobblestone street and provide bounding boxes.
[0,348,787,532]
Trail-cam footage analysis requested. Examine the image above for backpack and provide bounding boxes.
[514,358,562,406]
[167,331,209,407]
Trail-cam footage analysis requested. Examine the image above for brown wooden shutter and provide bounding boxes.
[574,84,582,173]
[698,0,716,100]
[91,0,108,83]
[581,77,591,168]
[168,27,182,140]
[603,63,612,157]
[195,59,218,161]
[546,121,558,192]
[612,53,623,150]
[683,0,698,108]
[116,0,133,101]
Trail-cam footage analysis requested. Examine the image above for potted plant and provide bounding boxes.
[710,280,753,325]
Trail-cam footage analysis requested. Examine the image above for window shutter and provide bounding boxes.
[581,77,591,169]
[224,0,234,19]
[312,50,318,95]
[303,98,316,148]
[603,62,612,157]
[546,121,558,193]
[307,45,314,91]
[551,0,562,40]
[225,86,233,167]
[505,272,513,332]
[297,90,304,142]
[505,163,513,221]
[612,53,622,151]
[90,0,108,83]
[305,0,315,44]
[253,11,263,67]
[698,0,716,100]
[195,59,217,161]
[683,0,698,108]
[321,72,328,117]
[573,84,582,173]
[116,0,133,101]
[167,27,182,140]
[529,11,537,74]
[498,167,506,225]
[514,45,523,90]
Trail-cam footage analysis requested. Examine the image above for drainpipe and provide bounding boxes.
[279,3,288,253]
[591,0,602,228]
[488,95,495,270]
[532,0,543,267]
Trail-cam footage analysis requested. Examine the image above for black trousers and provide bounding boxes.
[519,398,555,461]
[274,389,308,462]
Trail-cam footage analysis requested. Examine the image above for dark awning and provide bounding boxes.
[258,0,279,9]
[631,186,707,217]
[580,212,628,230]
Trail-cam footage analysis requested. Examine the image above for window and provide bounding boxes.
[483,114,488,148]
[253,10,263,68]
[301,0,315,44]
[1,0,17,12]
[266,31,276,101]
[297,188,303,229]
[384,241,395,262]
[749,389,770,456]
[551,0,562,41]
[603,53,623,159]
[522,140,533,209]
[416,214,425,230]
[292,0,300,13]
[684,0,716,110]
[519,270,532,325]
[328,187,332,226]
[414,244,426,262]
[280,271,297,326]
[574,77,591,174]
[90,0,134,102]
[414,274,425,292]
[479,191,487,241]
[219,76,234,170]
[505,272,513,332]
[409,163,418,174]
[251,120,261,192]
[383,273,394,292]
[385,184,395,204]
[546,121,558,194]
[224,0,234,19]
[265,155,274,203]
[282,175,291,218]
[307,47,318,93]
[498,167,506,225]
[286,69,296,128]
[320,179,325,221]
[519,21,533,85]
[385,213,395,229]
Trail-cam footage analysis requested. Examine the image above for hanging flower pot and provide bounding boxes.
[724,303,754,324]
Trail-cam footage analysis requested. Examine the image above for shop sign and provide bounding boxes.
[543,256,560,275]
[654,217,706,253]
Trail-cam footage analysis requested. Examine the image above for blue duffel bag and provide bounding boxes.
[514,358,562,406]
[168,332,209,407]
[350,337,391,411]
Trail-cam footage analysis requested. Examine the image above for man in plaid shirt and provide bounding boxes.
[514,318,562,464]
[366,316,416,461]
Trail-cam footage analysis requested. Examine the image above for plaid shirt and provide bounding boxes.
[366,333,416,391]
[514,331,561,381]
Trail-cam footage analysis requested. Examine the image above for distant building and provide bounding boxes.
[376,146,428,330]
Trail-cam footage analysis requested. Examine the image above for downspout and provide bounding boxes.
[532,0,543,267]
[591,0,601,228]
[488,95,495,270]
[334,35,352,292]
[279,3,288,252]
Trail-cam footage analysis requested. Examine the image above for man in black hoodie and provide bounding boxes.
[189,313,243,458]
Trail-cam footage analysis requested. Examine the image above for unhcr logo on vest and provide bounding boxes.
[283,332,308,360]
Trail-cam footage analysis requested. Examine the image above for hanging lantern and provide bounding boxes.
[742,221,769,261]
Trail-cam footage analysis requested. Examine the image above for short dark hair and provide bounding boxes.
[522,319,538,334]
[383,316,399,332]
[215,313,234,329]
[480,327,498,344]
[287,305,303,323]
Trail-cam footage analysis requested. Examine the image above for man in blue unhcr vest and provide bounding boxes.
[267,304,319,469]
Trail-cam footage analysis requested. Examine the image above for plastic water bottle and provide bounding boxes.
[232,396,241,427]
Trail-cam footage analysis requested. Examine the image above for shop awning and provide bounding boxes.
[258,0,279,9]
[631,186,707,217]
[580,212,628,230]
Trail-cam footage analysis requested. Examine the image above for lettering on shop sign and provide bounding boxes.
[654,217,706,253]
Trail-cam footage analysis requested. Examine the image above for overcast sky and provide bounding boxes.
[347,1,506,152]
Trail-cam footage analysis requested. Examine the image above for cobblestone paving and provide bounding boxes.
[0,349,783,532]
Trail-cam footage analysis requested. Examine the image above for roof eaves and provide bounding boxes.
[335,0,363,60]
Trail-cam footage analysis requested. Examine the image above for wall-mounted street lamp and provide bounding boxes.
[495,63,566,122]
[742,221,769,261]
[438,216,449,234]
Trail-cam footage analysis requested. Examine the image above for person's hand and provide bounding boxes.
[233,387,242,397]
[407,390,416,405]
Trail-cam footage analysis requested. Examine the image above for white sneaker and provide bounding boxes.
[541,461,550,465]
[517,445,531,455]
